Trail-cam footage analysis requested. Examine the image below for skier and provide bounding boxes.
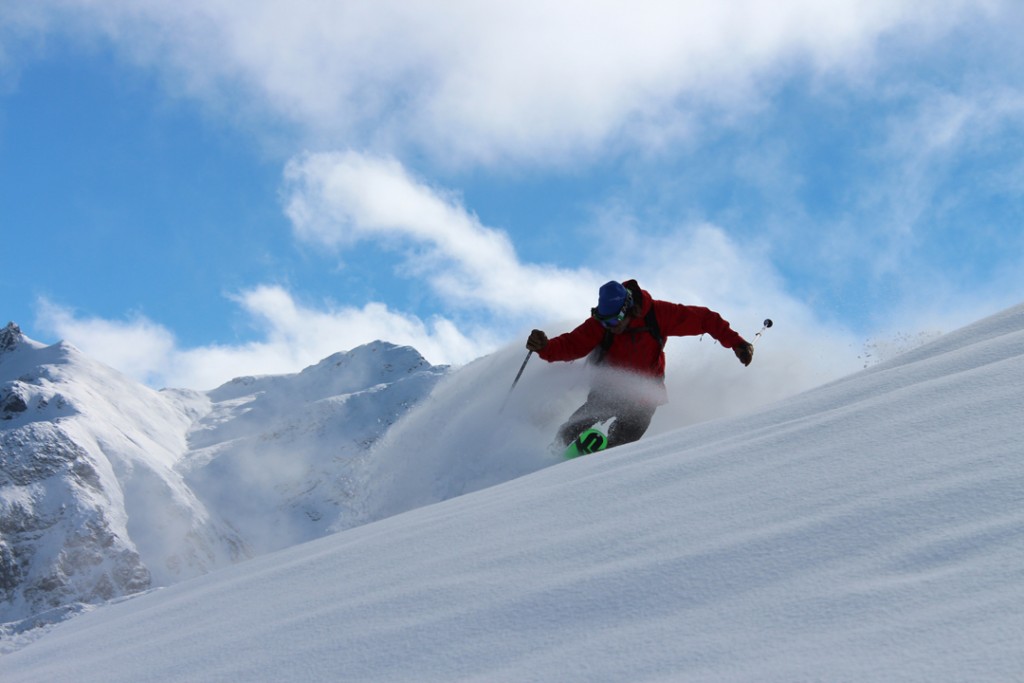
[526,279,754,451]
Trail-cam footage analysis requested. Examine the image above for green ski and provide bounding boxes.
[563,428,608,459]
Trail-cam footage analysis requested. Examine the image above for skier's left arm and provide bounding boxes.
[656,301,753,366]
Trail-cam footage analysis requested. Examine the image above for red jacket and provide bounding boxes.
[538,282,745,379]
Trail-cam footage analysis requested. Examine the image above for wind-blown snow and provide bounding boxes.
[180,341,448,552]
[2,304,1023,681]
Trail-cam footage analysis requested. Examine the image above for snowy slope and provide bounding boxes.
[2,304,1021,681]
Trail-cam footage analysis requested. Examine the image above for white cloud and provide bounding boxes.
[5,0,1003,166]
[35,152,863,394]
[35,287,500,390]
[35,299,178,387]
[814,84,1024,296]
[283,150,597,317]
[278,148,851,354]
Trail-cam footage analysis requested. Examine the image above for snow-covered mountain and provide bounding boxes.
[2,303,1022,680]
[0,323,447,627]
[0,322,239,625]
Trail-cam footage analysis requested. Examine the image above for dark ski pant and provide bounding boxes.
[557,390,657,449]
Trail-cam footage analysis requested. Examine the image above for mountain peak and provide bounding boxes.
[1,322,24,352]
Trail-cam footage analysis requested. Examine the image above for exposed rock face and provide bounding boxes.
[1,423,151,622]
[1,390,28,418]
[0,323,23,353]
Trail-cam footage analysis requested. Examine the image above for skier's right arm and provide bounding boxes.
[526,329,548,352]
[531,319,604,362]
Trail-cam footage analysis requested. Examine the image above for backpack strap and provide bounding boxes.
[593,328,615,365]
[643,304,664,351]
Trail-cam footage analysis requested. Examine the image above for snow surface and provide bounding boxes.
[2,304,1024,681]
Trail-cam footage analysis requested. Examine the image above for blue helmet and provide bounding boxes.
[596,281,632,317]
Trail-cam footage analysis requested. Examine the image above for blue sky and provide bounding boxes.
[2,1,1023,389]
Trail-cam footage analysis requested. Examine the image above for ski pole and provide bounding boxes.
[752,318,773,345]
[499,350,533,413]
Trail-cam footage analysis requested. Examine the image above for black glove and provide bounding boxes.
[734,341,754,367]
[526,329,548,352]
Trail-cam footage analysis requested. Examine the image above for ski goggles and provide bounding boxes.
[592,304,629,329]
